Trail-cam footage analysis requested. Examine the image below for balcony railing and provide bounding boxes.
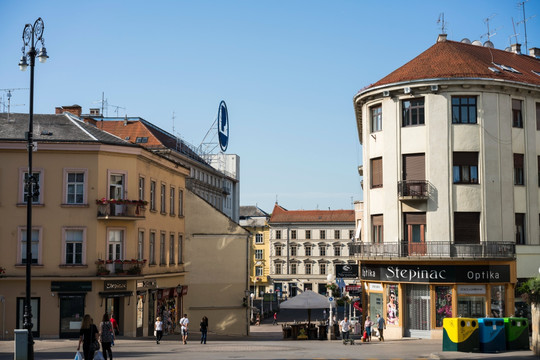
[97,201,146,219]
[398,180,430,200]
[348,241,515,259]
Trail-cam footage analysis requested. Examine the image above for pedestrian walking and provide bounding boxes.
[155,317,163,344]
[77,314,99,360]
[99,313,114,360]
[179,313,189,344]
[109,314,119,336]
[376,313,385,341]
[272,312,278,325]
[364,315,373,342]
[255,313,260,326]
[200,316,208,344]
[339,317,351,343]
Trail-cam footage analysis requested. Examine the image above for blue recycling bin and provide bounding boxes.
[478,318,506,353]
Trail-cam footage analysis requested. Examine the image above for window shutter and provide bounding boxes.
[405,213,426,225]
[536,103,540,131]
[403,154,425,180]
[514,154,524,168]
[453,152,478,165]
[512,99,522,111]
[371,214,383,226]
[454,212,480,244]
[371,157,383,187]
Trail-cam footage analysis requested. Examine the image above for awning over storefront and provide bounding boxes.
[99,291,133,298]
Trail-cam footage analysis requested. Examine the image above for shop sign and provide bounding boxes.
[361,264,510,283]
[369,283,383,291]
[51,281,92,292]
[336,264,359,278]
[137,279,157,289]
[345,285,362,296]
[104,280,127,291]
[457,285,486,295]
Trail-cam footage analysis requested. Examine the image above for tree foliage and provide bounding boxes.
[518,276,540,304]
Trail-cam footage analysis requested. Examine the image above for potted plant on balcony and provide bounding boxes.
[96,198,110,216]
[0,266,5,278]
[127,264,142,275]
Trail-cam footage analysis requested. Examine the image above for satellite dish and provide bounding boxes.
[217,101,229,152]
[461,38,472,44]
[472,40,482,46]
[483,41,494,48]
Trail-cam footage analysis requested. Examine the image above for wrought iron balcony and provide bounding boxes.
[348,240,515,259]
[398,180,430,201]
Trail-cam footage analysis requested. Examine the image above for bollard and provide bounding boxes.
[14,329,28,360]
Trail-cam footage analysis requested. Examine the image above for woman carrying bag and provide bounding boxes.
[78,314,99,360]
[99,313,114,360]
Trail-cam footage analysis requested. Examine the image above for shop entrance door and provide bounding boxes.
[59,295,85,338]
[136,293,144,337]
[405,284,430,338]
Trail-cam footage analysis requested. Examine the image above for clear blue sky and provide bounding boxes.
[1,0,539,213]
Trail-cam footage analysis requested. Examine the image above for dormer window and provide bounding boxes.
[135,137,148,143]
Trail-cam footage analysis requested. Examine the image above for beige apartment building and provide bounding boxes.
[353,35,540,339]
[0,111,249,339]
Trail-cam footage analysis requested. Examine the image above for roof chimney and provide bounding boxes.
[55,105,82,117]
[529,47,540,58]
[511,43,522,54]
[123,114,128,126]
[437,34,447,43]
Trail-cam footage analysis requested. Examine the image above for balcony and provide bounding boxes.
[348,241,515,259]
[95,259,147,276]
[398,180,430,201]
[96,199,147,220]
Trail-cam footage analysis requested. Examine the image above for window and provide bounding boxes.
[275,230,281,239]
[334,230,340,239]
[275,245,282,256]
[305,263,312,275]
[538,156,540,187]
[290,246,297,256]
[255,234,263,244]
[372,214,383,243]
[319,245,326,256]
[275,263,282,275]
[371,157,383,188]
[290,263,297,275]
[514,153,525,185]
[149,232,156,265]
[349,230,354,239]
[138,230,144,260]
[320,230,326,240]
[255,249,263,260]
[178,189,184,216]
[109,174,124,200]
[65,171,85,204]
[334,245,341,256]
[512,99,523,128]
[170,187,175,215]
[107,229,123,261]
[305,245,312,256]
[452,96,477,124]
[160,232,166,265]
[305,230,311,239]
[536,103,540,131]
[135,137,148,143]
[178,234,183,264]
[160,184,166,213]
[404,213,426,254]
[291,230,297,239]
[371,105,382,132]
[453,152,479,184]
[138,177,145,201]
[516,213,525,245]
[255,266,263,276]
[64,228,84,264]
[21,171,42,204]
[169,233,175,264]
[320,263,326,275]
[19,228,40,264]
[150,181,156,211]
[454,212,480,244]
[402,98,425,127]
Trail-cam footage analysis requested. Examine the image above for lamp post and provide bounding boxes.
[19,17,48,360]
[327,273,335,340]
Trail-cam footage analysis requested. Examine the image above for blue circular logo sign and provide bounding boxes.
[218,101,229,152]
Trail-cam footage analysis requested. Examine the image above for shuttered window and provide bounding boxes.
[536,103,540,131]
[515,213,525,245]
[454,212,480,244]
[371,157,383,188]
[512,99,523,128]
[538,156,540,186]
[453,152,479,184]
[405,213,426,225]
[371,214,383,243]
[514,153,524,185]
[403,154,425,180]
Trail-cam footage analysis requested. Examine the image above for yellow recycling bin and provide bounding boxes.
[443,318,480,352]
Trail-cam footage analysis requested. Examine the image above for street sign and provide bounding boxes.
[328,297,334,302]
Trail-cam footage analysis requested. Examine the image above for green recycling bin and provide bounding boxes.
[503,317,530,350]
[443,318,480,352]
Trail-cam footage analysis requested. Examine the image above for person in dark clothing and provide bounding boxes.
[99,313,114,360]
[200,316,208,344]
[78,314,99,360]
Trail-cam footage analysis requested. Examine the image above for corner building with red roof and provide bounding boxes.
[352,34,540,339]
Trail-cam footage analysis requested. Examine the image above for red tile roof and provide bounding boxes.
[98,121,163,147]
[366,39,540,90]
[269,204,354,223]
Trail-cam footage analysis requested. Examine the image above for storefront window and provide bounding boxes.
[457,296,485,318]
[490,286,505,318]
[435,286,452,327]
[369,292,383,320]
[386,284,399,325]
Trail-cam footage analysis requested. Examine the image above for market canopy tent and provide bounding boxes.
[279,290,335,323]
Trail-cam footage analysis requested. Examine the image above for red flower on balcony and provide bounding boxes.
[114,259,123,264]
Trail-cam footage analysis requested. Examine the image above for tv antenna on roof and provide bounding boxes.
[437,13,447,34]
[517,0,536,53]
[481,14,501,41]
[0,88,27,122]
[510,18,520,46]
[93,92,125,117]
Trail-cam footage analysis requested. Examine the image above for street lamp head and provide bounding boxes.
[327,273,335,282]
[37,47,48,63]
[19,55,28,71]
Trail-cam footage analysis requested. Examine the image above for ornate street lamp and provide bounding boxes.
[19,17,48,360]
[327,273,335,340]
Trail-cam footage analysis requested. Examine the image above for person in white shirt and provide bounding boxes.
[339,317,351,341]
[179,314,189,344]
[155,317,163,344]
